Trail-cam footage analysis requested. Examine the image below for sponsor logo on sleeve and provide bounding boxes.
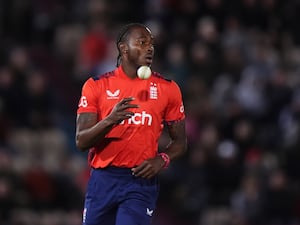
[78,96,88,108]
[180,104,184,113]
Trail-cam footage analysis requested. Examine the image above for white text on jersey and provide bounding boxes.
[120,111,153,126]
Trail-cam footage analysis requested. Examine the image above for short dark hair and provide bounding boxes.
[116,23,147,66]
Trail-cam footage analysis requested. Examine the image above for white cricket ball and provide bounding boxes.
[137,66,152,79]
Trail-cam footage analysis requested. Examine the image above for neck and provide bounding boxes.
[120,64,138,79]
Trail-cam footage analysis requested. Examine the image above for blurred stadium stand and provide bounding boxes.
[1,0,300,224]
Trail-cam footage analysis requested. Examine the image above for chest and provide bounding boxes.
[98,79,168,118]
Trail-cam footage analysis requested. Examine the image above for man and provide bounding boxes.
[76,23,187,225]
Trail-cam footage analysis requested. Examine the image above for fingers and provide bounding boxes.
[119,97,135,104]
[118,97,139,115]
[132,166,153,179]
[131,161,157,179]
[119,97,139,107]
[117,97,139,111]
[110,97,140,124]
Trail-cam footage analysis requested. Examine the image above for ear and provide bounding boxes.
[119,42,128,54]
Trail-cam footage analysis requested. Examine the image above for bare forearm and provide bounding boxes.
[76,98,140,151]
[76,116,115,151]
[164,138,187,161]
[131,121,187,179]
[163,120,187,160]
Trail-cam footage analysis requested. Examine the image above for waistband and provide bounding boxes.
[91,166,159,184]
[92,166,133,175]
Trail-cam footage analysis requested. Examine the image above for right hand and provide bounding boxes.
[107,97,139,124]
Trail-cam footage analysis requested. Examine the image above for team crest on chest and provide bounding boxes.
[106,89,120,99]
[150,82,158,99]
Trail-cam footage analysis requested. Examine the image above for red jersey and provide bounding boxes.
[77,66,185,168]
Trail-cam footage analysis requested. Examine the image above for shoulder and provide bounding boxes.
[83,70,116,86]
[152,71,172,83]
[91,70,116,81]
[152,71,181,89]
[80,70,116,92]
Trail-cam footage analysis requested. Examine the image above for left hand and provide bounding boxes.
[131,156,165,179]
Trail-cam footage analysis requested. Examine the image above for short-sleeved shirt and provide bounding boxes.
[77,66,185,168]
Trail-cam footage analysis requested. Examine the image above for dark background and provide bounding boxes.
[1,0,300,224]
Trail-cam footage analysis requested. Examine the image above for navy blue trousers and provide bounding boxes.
[82,167,159,225]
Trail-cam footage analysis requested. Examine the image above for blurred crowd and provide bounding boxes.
[1,0,300,224]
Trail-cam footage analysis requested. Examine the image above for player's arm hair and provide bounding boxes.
[75,112,115,151]
[164,119,187,160]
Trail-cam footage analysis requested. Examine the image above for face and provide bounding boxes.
[124,26,154,67]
